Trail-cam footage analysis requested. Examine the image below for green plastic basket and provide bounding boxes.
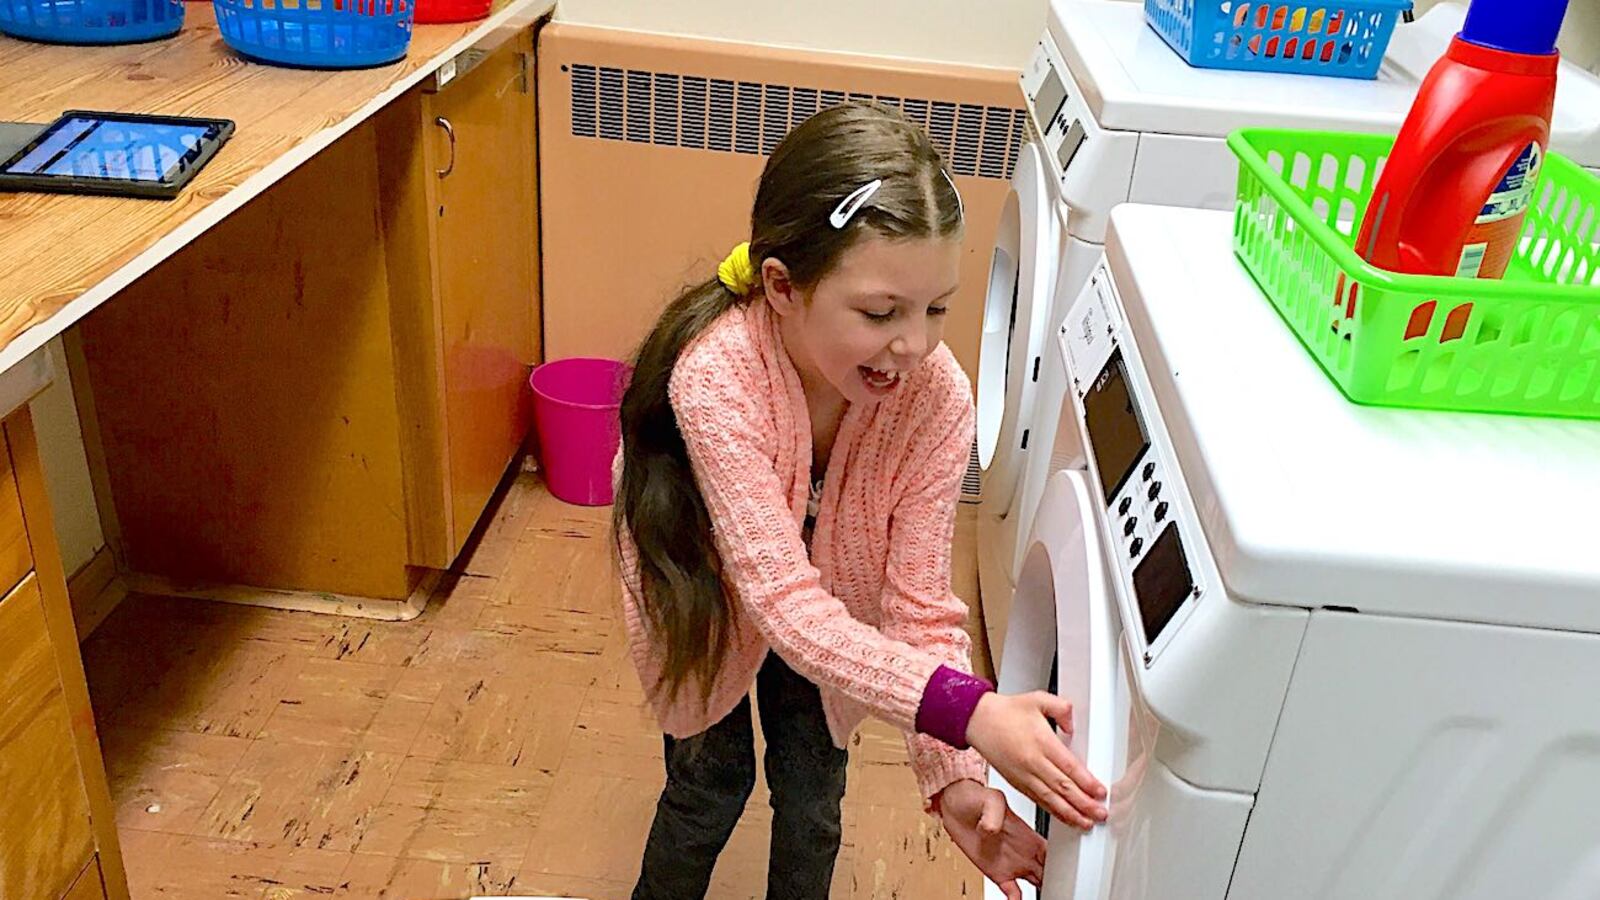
[1229,128,1600,419]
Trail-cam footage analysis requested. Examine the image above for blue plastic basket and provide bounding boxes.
[1145,0,1410,79]
[0,0,182,44]
[213,0,413,69]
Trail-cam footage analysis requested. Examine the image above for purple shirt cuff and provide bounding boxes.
[915,664,995,750]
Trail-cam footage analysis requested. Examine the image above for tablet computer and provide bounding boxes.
[0,110,235,200]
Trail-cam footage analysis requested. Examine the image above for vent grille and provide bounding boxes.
[961,439,982,503]
[903,98,930,132]
[929,101,956,162]
[571,64,597,137]
[626,70,651,143]
[762,84,789,154]
[710,79,734,152]
[598,66,624,141]
[952,103,982,176]
[792,87,819,130]
[653,73,679,145]
[981,106,1015,180]
[736,81,761,155]
[683,76,707,149]
[567,63,1026,180]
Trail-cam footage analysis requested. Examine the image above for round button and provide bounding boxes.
[1118,497,1132,516]
[1148,481,1163,501]
[1154,501,1170,522]
[1142,462,1156,482]
[1123,517,1138,536]
[1129,537,1144,558]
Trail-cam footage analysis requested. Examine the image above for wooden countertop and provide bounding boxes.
[0,0,554,378]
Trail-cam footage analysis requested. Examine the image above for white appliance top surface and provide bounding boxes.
[1105,204,1600,632]
[1048,0,1600,165]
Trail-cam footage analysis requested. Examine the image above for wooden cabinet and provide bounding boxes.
[425,32,540,557]
[0,409,128,900]
[379,26,542,572]
[73,27,543,615]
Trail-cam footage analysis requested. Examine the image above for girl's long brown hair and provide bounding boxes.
[613,101,964,704]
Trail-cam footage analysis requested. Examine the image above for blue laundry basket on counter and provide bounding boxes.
[1145,0,1410,79]
[213,0,412,69]
[0,0,183,44]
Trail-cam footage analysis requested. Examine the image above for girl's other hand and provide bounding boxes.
[934,778,1046,900]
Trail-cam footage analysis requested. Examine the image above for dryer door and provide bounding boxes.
[987,468,1138,900]
[976,140,1059,516]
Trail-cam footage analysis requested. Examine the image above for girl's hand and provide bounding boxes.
[965,691,1108,830]
[934,778,1045,900]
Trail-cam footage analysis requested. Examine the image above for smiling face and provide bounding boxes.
[763,234,963,406]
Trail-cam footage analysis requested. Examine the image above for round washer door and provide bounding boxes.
[976,141,1059,515]
[986,468,1134,900]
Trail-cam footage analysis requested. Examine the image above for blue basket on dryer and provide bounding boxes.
[0,0,183,44]
[1144,0,1411,79]
[213,0,413,69]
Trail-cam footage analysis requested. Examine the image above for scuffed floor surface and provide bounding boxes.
[81,473,995,899]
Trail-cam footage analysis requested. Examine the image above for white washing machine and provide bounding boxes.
[986,203,1600,900]
[973,0,1600,669]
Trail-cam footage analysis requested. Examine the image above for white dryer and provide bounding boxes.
[973,0,1600,669]
[975,137,1061,606]
[987,203,1600,900]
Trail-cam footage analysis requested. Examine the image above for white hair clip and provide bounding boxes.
[830,179,883,229]
[942,169,964,221]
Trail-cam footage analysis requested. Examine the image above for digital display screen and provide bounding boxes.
[1133,523,1195,645]
[1083,351,1149,503]
[3,117,216,183]
[1057,119,1087,172]
[1033,69,1068,134]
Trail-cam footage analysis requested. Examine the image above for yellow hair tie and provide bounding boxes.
[717,241,758,296]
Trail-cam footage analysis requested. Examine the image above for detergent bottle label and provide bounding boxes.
[1457,142,1543,278]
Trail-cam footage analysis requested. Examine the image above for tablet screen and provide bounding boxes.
[3,116,216,183]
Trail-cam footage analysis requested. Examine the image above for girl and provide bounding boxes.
[614,102,1107,900]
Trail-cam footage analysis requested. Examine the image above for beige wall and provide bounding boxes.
[556,0,1600,72]
[553,0,1049,69]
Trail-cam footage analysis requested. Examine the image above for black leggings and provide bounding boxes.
[632,653,850,900]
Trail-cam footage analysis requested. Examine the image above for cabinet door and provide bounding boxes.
[426,33,539,554]
[0,574,96,899]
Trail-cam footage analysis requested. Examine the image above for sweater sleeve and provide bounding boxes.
[668,352,943,733]
[875,363,990,805]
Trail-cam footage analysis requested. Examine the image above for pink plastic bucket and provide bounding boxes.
[530,357,630,506]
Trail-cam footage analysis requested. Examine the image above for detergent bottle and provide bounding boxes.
[1352,0,1567,291]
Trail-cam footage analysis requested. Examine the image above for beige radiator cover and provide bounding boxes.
[537,22,1030,383]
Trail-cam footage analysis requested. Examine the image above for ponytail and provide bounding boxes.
[613,277,745,703]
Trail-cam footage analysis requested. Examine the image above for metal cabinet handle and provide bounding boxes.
[435,116,456,178]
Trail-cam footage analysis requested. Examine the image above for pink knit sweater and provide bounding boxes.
[616,299,989,803]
